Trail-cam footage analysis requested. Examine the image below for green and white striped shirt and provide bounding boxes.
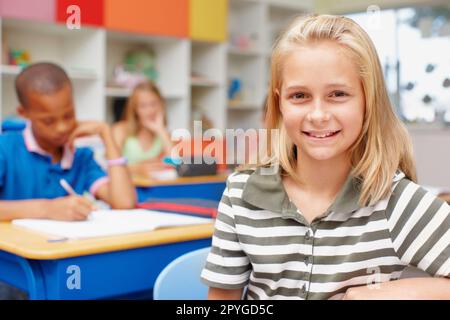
[201,168,450,300]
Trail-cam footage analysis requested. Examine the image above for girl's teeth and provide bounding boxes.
[311,131,335,138]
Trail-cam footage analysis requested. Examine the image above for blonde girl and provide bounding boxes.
[201,14,450,300]
[113,81,173,177]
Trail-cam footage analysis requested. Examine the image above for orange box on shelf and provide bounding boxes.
[104,0,188,38]
[56,0,104,27]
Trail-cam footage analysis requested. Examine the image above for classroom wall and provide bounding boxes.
[314,0,449,14]
[264,0,313,9]
[409,128,450,188]
[0,0,55,22]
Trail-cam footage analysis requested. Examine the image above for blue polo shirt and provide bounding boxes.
[0,129,108,200]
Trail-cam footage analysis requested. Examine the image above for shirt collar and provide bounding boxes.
[23,122,74,169]
[241,167,407,223]
[241,167,361,224]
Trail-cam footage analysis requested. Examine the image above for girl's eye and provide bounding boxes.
[330,91,348,98]
[290,92,308,100]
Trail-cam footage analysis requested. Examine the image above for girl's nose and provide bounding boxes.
[306,101,331,123]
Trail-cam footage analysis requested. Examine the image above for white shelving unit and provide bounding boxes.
[0,0,312,134]
[105,30,190,131]
[226,0,311,130]
[0,18,105,122]
[190,41,227,131]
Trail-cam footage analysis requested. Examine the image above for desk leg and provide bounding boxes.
[0,251,46,299]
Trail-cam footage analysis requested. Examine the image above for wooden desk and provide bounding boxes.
[0,222,213,299]
[133,174,228,187]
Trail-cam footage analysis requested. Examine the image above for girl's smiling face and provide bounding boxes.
[279,40,365,163]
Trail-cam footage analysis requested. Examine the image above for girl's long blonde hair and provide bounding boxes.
[263,14,416,206]
[123,81,166,137]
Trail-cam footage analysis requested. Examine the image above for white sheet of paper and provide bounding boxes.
[12,209,212,240]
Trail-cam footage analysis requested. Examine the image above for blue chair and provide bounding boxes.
[153,247,211,300]
[1,118,26,132]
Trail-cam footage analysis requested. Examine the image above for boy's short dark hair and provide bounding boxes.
[15,62,71,108]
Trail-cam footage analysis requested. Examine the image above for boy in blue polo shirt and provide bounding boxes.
[0,62,137,221]
[0,62,138,299]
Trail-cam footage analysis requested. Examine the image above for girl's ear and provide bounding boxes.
[274,89,282,113]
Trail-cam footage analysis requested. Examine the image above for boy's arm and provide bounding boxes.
[208,287,243,300]
[93,124,137,209]
[111,122,127,151]
[0,196,93,221]
[0,199,50,220]
[69,121,137,209]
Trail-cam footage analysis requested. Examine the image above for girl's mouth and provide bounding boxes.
[302,130,341,139]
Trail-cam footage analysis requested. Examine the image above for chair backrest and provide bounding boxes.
[153,247,211,300]
[1,118,26,132]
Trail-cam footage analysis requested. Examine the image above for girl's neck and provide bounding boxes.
[138,127,154,140]
[294,148,352,197]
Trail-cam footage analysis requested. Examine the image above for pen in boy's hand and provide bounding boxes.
[59,178,98,212]
[59,178,77,196]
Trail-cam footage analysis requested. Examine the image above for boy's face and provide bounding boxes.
[18,84,77,150]
[279,40,365,164]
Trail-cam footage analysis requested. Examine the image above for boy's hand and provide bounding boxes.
[68,121,109,150]
[44,196,95,221]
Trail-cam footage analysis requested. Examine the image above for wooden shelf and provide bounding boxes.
[0,65,21,76]
[190,77,221,87]
[105,86,131,98]
[0,65,99,80]
[228,101,261,111]
[105,87,184,100]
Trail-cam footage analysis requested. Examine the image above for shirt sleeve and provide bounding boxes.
[201,174,251,289]
[385,178,450,278]
[82,149,109,197]
[0,151,5,190]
